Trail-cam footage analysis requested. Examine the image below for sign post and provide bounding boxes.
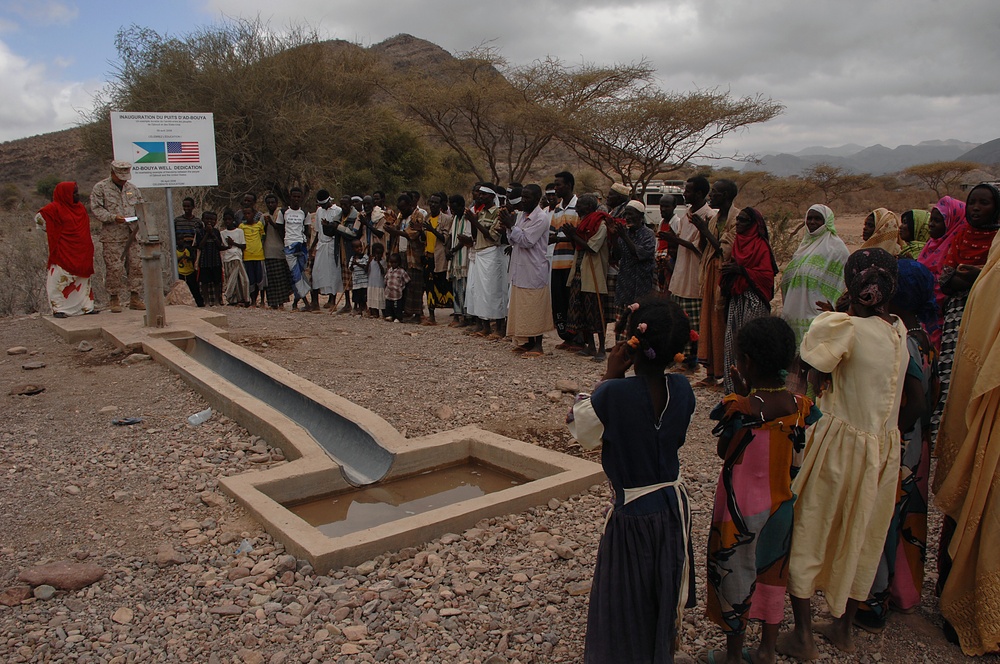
[111,112,219,327]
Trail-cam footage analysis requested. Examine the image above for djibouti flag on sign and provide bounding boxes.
[132,141,166,163]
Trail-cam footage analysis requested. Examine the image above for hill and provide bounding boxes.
[958,137,1000,165]
[753,139,981,176]
[0,127,105,203]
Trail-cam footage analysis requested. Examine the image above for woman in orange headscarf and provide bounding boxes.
[34,181,96,317]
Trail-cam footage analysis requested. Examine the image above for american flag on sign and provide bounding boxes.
[167,141,200,163]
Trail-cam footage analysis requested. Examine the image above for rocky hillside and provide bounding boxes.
[0,128,105,206]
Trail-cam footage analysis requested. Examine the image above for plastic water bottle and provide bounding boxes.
[187,408,212,426]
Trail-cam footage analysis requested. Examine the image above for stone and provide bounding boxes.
[9,384,44,396]
[440,608,462,616]
[547,498,561,510]
[546,390,563,402]
[355,560,376,576]
[237,649,265,664]
[555,379,580,394]
[76,341,93,352]
[21,361,46,370]
[343,624,368,641]
[227,567,250,581]
[199,491,227,508]
[99,406,118,413]
[64,484,81,495]
[111,607,134,624]
[465,560,489,574]
[210,604,243,616]
[340,644,361,655]
[18,561,105,590]
[177,519,201,532]
[552,544,575,560]
[7,346,28,355]
[166,280,197,306]
[154,545,185,567]
[434,404,455,420]
[0,586,32,606]
[275,554,297,573]
[566,580,592,596]
[33,585,56,600]
[122,353,151,365]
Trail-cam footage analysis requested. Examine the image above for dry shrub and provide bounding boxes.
[0,212,49,315]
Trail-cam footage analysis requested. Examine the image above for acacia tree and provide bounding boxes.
[904,160,981,198]
[563,88,783,194]
[383,48,653,184]
[802,163,873,204]
[81,18,429,205]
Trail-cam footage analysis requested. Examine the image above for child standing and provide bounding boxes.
[568,298,696,663]
[777,248,907,659]
[856,258,939,631]
[196,211,224,306]
[706,316,820,664]
[220,208,249,306]
[384,252,410,323]
[349,239,369,315]
[367,243,387,318]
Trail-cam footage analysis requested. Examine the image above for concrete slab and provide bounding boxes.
[42,305,228,349]
[41,307,606,573]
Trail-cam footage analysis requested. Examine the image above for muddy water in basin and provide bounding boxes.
[288,462,527,538]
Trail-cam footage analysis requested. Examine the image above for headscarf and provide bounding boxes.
[576,209,613,241]
[844,248,898,310]
[780,203,850,345]
[945,184,1000,268]
[859,207,902,256]
[477,184,501,210]
[899,209,930,259]
[37,181,94,277]
[892,258,938,327]
[918,196,967,279]
[725,207,777,300]
[918,196,967,350]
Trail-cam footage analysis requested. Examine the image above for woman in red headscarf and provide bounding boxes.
[720,207,778,393]
[34,181,96,317]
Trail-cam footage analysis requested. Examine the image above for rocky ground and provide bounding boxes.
[0,305,986,663]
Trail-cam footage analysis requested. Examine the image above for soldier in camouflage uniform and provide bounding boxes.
[90,160,145,312]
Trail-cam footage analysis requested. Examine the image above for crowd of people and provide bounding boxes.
[568,180,1000,663]
[33,159,1000,662]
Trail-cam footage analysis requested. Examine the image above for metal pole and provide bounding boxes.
[165,187,179,281]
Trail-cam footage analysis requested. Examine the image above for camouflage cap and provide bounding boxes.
[110,160,132,180]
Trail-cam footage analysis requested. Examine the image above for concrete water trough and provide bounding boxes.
[45,306,605,573]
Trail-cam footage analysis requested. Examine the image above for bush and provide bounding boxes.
[35,175,61,200]
[1,183,20,211]
[0,213,49,315]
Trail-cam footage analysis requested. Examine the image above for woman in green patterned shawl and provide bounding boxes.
[899,209,930,258]
[780,204,850,347]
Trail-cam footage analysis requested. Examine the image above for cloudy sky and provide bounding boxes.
[2,0,999,158]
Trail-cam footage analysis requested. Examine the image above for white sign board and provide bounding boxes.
[110,112,218,188]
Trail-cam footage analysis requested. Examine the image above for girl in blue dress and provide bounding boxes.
[569,297,697,663]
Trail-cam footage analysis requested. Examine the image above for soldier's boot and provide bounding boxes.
[109,294,123,313]
[128,292,146,311]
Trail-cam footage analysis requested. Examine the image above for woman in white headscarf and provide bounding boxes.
[780,204,850,348]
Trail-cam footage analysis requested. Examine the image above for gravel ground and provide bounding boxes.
[0,307,986,663]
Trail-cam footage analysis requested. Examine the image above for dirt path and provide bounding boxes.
[0,308,984,663]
